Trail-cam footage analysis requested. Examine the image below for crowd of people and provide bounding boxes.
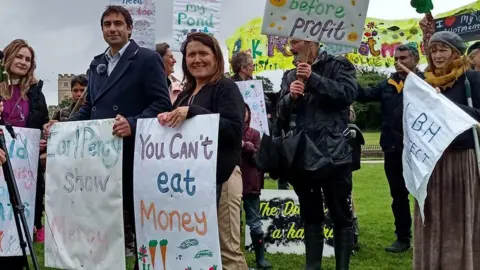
[0,4,478,270]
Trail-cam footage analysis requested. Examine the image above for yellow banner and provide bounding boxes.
[345,18,427,69]
[225,2,480,72]
[225,17,295,74]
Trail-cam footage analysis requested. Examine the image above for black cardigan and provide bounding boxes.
[173,77,245,184]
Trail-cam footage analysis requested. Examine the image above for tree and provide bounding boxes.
[48,98,74,119]
[353,68,387,130]
[256,76,274,92]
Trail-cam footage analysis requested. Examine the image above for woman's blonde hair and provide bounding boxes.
[0,39,37,100]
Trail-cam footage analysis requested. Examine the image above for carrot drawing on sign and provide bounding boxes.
[159,239,168,270]
[148,240,158,268]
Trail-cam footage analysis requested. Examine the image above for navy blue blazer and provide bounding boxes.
[71,40,172,130]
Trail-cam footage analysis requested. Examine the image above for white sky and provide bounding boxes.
[0,0,476,105]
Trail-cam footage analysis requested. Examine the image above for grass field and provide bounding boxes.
[30,163,413,269]
[362,131,381,145]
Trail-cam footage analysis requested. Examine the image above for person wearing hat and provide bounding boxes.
[467,41,480,71]
[414,31,480,270]
[356,43,423,253]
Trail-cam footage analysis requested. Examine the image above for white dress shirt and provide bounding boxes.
[105,41,131,76]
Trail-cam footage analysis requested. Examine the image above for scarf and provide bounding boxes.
[424,57,470,90]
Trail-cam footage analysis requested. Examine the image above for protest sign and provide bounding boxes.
[0,127,40,257]
[435,11,480,42]
[134,115,221,270]
[261,0,369,47]
[402,73,478,220]
[236,80,270,136]
[245,189,334,256]
[44,119,125,269]
[172,0,222,51]
[110,0,156,50]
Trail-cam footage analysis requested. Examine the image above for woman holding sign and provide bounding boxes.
[157,32,248,270]
[0,39,49,269]
[413,31,480,270]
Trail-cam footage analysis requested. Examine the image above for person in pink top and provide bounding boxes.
[0,39,49,269]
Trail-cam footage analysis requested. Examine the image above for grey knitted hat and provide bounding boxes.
[429,31,467,55]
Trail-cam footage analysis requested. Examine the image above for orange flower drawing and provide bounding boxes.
[348,32,359,42]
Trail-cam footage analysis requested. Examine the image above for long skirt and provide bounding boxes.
[414,149,480,270]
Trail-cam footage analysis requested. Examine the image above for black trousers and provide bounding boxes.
[384,151,412,241]
[291,164,353,229]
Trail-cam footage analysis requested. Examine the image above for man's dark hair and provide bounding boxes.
[70,74,88,90]
[231,52,252,74]
[100,5,133,30]
[395,44,420,61]
[156,43,170,57]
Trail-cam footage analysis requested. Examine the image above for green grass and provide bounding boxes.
[31,164,412,269]
[362,131,381,145]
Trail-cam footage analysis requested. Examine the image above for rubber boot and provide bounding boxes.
[304,224,324,270]
[333,227,354,270]
[251,233,272,269]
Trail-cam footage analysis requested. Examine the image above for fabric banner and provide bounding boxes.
[0,127,40,257]
[236,80,270,136]
[261,0,369,48]
[172,0,222,51]
[110,0,156,50]
[402,73,478,220]
[226,17,295,74]
[244,189,334,257]
[44,119,125,269]
[134,115,221,270]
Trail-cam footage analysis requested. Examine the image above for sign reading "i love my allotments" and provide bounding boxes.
[261,0,370,47]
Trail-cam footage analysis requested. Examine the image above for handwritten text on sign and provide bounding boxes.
[45,119,125,270]
[110,0,156,50]
[402,73,477,221]
[236,80,270,136]
[0,127,40,257]
[134,116,221,270]
[245,189,334,256]
[172,0,222,51]
[261,0,369,47]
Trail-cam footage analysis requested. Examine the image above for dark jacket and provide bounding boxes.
[442,70,480,149]
[70,40,172,200]
[276,54,357,170]
[26,80,50,130]
[174,77,244,184]
[240,105,262,196]
[357,71,424,152]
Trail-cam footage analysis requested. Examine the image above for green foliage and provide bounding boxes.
[353,68,388,130]
[256,76,274,92]
[48,98,74,120]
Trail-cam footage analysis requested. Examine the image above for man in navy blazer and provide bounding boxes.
[44,5,171,265]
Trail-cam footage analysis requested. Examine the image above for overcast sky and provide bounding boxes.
[0,0,476,105]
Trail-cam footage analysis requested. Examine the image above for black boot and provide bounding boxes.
[304,224,324,270]
[251,233,272,269]
[333,227,354,270]
[385,239,410,253]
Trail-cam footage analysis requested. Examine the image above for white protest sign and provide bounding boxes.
[402,73,478,220]
[236,80,270,136]
[0,127,40,257]
[110,0,156,50]
[261,0,369,47]
[134,115,221,270]
[44,119,125,269]
[172,0,222,51]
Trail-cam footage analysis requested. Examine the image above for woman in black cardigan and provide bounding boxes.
[157,32,248,270]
